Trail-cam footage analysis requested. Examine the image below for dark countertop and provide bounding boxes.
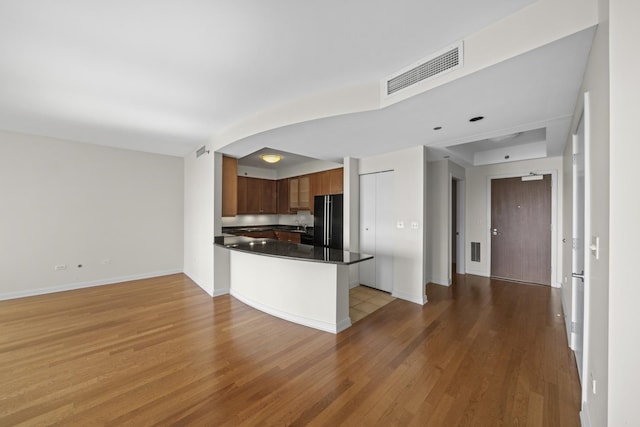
[214,235,373,266]
[222,224,314,237]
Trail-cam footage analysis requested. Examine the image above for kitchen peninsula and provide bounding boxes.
[215,235,372,334]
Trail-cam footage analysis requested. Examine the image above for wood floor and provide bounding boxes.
[0,273,581,426]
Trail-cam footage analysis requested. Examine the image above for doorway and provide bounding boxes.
[490,174,552,285]
[452,178,457,277]
[450,178,465,278]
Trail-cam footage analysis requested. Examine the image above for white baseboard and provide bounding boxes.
[183,272,213,296]
[230,289,351,334]
[0,269,183,301]
[560,286,572,345]
[465,268,489,277]
[552,281,562,288]
[212,287,230,297]
[430,276,451,287]
[580,400,591,427]
[392,289,427,305]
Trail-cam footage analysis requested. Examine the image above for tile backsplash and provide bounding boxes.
[221,211,313,228]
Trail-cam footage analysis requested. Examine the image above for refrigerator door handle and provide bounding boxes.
[325,196,333,246]
[325,196,330,246]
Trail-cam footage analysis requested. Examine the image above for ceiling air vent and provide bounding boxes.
[385,41,463,96]
[196,145,209,158]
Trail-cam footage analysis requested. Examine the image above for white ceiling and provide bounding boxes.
[221,28,595,167]
[237,147,320,170]
[0,0,543,159]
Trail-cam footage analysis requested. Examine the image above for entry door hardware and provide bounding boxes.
[572,270,585,282]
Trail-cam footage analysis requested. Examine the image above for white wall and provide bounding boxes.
[183,148,214,295]
[0,130,183,299]
[359,146,427,304]
[608,0,639,424]
[464,156,563,286]
[561,4,610,425]
[427,160,449,286]
[427,160,466,286]
[344,157,360,287]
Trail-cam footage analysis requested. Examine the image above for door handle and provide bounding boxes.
[572,270,585,282]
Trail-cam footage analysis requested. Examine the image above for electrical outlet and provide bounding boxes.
[54,264,67,271]
[101,258,111,265]
[411,221,419,230]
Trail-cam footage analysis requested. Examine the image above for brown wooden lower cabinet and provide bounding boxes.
[274,230,301,243]
[234,230,276,239]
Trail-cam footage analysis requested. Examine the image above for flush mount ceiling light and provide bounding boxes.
[260,154,282,164]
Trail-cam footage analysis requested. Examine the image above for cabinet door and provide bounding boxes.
[261,179,277,214]
[237,176,248,215]
[289,178,299,209]
[222,156,238,217]
[246,178,261,214]
[277,179,290,214]
[298,175,310,210]
[275,231,301,243]
[328,168,343,194]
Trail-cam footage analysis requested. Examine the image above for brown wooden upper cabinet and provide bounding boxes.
[227,166,343,216]
[289,175,310,211]
[222,156,238,217]
[277,178,290,214]
[308,168,343,214]
[237,176,277,215]
[314,168,343,196]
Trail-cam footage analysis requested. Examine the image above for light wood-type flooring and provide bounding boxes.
[0,273,581,426]
[349,285,395,322]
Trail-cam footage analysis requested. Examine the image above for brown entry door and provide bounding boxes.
[491,175,551,285]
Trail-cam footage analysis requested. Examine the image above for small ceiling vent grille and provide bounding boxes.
[385,41,463,96]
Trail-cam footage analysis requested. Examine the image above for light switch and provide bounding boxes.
[396,221,405,229]
[411,221,419,230]
[590,236,600,260]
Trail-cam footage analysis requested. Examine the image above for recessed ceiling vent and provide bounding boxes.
[385,41,463,96]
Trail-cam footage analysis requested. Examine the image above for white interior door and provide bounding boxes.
[359,171,394,292]
[375,171,394,292]
[359,174,376,287]
[571,108,587,384]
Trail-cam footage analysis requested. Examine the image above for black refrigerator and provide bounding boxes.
[313,194,343,249]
